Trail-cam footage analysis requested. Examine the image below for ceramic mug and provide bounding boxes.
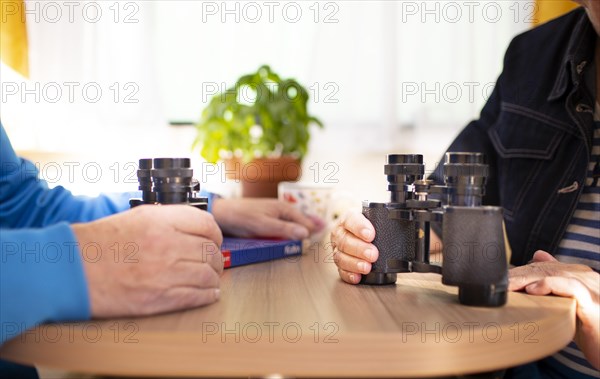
[278,181,333,241]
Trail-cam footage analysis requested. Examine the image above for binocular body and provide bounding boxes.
[362,153,508,307]
[129,158,208,210]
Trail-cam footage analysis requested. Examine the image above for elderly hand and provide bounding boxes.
[329,211,378,284]
[509,250,599,369]
[211,198,323,239]
[72,205,224,318]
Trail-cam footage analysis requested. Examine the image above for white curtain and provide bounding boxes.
[1,1,532,153]
[152,1,530,137]
[1,0,164,152]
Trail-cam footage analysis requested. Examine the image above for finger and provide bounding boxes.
[165,261,220,289]
[509,271,543,291]
[338,267,362,284]
[277,201,318,232]
[525,277,594,308]
[198,241,224,275]
[509,257,593,292]
[531,250,558,263]
[147,286,221,314]
[333,250,372,275]
[159,205,224,247]
[307,214,326,233]
[254,217,310,240]
[173,234,222,261]
[340,211,375,242]
[508,263,549,291]
[174,237,224,274]
[331,223,378,262]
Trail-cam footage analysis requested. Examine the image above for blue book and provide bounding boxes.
[221,238,303,268]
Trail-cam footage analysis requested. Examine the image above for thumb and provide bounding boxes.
[531,250,557,263]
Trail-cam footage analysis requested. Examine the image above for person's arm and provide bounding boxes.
[0,224,89,344]
[1,205,225,345]
[1,124,224,346]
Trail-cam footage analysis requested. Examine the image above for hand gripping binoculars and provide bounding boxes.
[129,158,208,210]
[361,152,509,307]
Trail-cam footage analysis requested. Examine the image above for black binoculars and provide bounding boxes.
[129,158,207,210]
[362,152,508,307]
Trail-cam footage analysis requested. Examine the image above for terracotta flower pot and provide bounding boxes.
[224,156,301,198]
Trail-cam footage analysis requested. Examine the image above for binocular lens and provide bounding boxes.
[445,152,485,164]
[385,154,425,204]
[151,158,194,205]
[387,154,423,164]
[443,152,488,207]
[153,158,191,169]
[135,158,195,205]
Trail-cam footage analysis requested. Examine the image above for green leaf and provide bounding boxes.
[193,65,323,163]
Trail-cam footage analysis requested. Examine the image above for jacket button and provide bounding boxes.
[576,61,587,74]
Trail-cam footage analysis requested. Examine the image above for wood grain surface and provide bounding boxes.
[0,244,576,377]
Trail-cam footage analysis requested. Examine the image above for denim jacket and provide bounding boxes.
[431,8,597,267]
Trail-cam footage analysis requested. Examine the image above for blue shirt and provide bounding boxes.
[0,123,131,345]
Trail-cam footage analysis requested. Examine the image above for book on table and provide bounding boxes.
[221,238,302,268]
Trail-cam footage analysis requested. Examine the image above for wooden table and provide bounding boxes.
[0,245,576,378]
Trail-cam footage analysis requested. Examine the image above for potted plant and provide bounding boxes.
[194,65,323,197]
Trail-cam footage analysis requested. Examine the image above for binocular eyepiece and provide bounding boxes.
[130,158,207,210]
[362,152,508,307]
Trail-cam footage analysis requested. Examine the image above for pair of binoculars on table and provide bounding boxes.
[362,152,508,307]
[129,158,208,210]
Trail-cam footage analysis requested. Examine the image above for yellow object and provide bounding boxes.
[0,0,29,77]
[535,0,579,25]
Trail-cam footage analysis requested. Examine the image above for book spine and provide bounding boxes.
[222,240,302,268]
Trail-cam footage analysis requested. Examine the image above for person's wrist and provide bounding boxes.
[199,189,222,213]
[70,223,89,246]
[210,196,225,214]
[210,198,236,235]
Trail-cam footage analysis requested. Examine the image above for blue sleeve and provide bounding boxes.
[0,125,130,228]
[0,123,119,345]
[1,223,90,344]
[0,123,216,346]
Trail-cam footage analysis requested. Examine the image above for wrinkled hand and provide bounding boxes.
[72,205,224,318]
[509,251,599,369]
[211,198,323,239]
[330,211,378,284]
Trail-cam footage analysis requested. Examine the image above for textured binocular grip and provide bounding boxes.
[362,203,415,274]
[441,206,508,288]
